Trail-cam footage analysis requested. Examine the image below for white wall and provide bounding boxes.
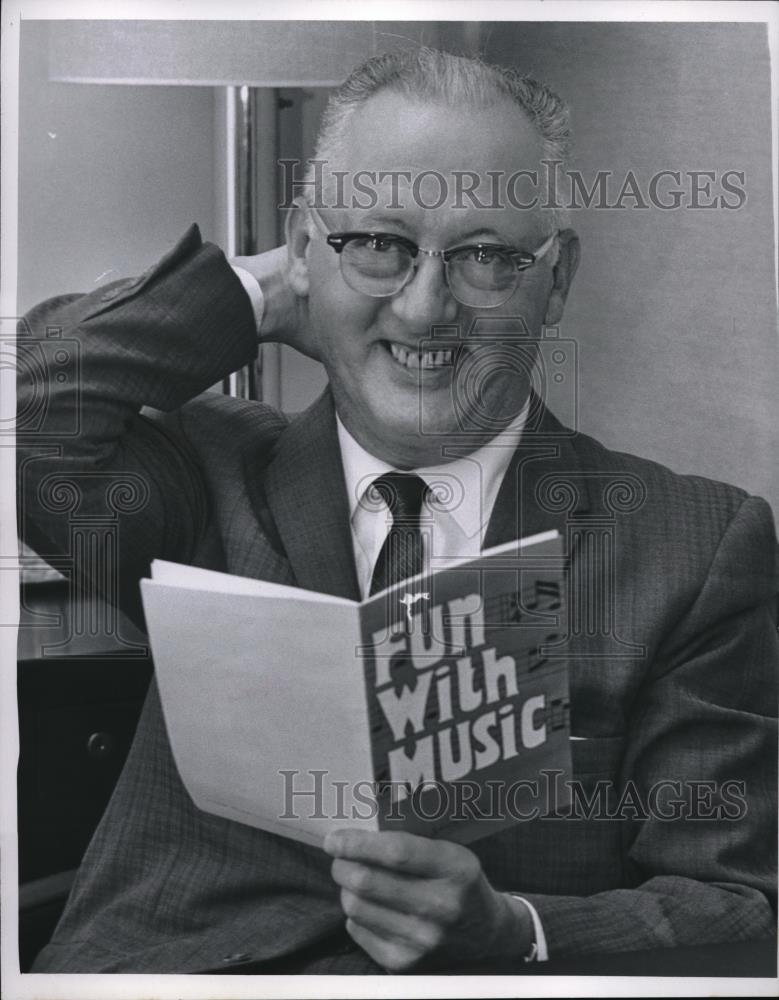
[484,22,777,512]
[18,22,217,313]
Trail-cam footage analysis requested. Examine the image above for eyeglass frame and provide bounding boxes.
[304,202,558,308]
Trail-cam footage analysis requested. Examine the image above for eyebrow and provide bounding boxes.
[449,228,514,246]
[349,214,415,236]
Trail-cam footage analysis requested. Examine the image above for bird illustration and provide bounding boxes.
[399,591,430,623]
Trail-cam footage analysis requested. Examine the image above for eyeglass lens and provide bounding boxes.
[339,237,521,307]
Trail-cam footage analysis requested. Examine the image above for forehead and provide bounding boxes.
[345,90,542,171]
[323,90,547,239]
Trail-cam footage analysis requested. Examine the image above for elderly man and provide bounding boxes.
[19,48,777,974]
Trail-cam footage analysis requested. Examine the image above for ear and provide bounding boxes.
[544,228,580,325]
[284,198,312,297]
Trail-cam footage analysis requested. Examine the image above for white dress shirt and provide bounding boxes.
[232,261,548,962]
[232,264,267,331]
[337,412,528,599]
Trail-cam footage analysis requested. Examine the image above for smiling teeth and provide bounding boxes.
[389,343,454,369]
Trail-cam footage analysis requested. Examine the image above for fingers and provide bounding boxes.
[340,888,441,951]
[331,857,462,924]
[325,829,525,972]
[231,246,320,359]
[324,828,478,881]
[344,917,426,973]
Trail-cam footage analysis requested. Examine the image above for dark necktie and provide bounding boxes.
[369,472,429,596]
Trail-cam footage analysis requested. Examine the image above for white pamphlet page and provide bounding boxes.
[141,564,373,847]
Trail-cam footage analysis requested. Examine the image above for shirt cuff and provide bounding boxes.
[231,264,265,334]
[511,894,548,962]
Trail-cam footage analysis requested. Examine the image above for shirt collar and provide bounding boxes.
[336,402,529,540]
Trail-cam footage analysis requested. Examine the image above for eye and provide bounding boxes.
[367,236,401,253]
[456,245,510,266]
[474,248,499,265]
[346,234,405,253]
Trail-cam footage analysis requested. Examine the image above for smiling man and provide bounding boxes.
[18,48,777,974]
[278,82,577,470]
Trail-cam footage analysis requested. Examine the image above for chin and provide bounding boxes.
[385,418,465,468]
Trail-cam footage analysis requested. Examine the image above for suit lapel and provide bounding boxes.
[484,395,590,549]
[263,389,361,601]
[260,390,587,599]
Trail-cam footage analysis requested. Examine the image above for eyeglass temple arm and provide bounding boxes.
[528,231,558,263]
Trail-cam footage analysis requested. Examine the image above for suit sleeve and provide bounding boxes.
[518,495,778,958]
[16,224,258,625]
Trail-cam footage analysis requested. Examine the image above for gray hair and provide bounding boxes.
[315,46,572,169]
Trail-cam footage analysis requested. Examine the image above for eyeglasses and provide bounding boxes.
[306,204,557,309]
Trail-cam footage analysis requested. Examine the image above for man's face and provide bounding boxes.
[296,91,577,467]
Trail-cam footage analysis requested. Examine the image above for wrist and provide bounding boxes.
[489,891,536,963]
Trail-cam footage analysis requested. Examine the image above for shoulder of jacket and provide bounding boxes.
[143,393,290,460]
[569,428,758,529]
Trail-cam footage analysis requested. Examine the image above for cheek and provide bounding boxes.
[499,272,553,332]
[307,249,351,325]
[308,285,383,379]
[525,274,555,328]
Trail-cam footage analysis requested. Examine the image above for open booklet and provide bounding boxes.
[140,530,572,848]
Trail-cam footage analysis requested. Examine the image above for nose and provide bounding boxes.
[389,254,459,327]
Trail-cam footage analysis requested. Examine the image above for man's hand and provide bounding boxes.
[232,246,319,361]
[324,829,533,973]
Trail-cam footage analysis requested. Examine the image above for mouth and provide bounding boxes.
[383,340,461,371]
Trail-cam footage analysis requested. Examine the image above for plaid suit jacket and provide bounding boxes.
[18,226,778,973]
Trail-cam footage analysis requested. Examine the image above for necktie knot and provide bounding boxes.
[371,472,428,524]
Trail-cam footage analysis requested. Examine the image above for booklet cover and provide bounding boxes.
[140,530,571,848]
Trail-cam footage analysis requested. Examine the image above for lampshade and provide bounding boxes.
[47,19,447,86]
